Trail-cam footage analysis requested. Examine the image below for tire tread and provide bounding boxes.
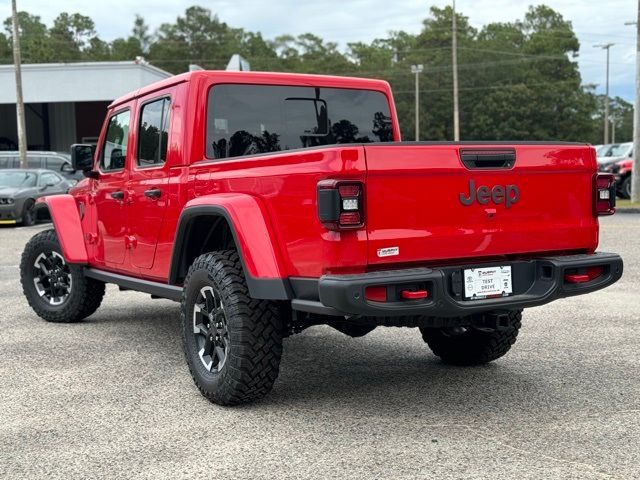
[20,229,104,323]
[181,250,283,405]
[420,311,521,366]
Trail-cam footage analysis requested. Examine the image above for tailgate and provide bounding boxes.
[364,143,599,267]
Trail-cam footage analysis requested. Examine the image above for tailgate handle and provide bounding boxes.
[460,149,516,169]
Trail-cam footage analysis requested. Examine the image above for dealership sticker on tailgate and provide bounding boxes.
[377,246,399,258]
[464,266,513,300]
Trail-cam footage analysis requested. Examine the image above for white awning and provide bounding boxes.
[0,61,173,104]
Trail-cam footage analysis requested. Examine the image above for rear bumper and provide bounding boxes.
[291,252,623,317]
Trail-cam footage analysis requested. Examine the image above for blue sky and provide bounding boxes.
[3,0,637,102]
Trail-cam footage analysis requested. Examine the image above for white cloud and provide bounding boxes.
[2,0,636,100]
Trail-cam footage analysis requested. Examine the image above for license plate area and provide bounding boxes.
[463,265,513,300]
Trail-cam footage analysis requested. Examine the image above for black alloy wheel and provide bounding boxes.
[192,285,230,373]
[32,250,72,306]
[20,229,105,322]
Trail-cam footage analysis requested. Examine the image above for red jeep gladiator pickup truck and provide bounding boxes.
[20,71,623,405]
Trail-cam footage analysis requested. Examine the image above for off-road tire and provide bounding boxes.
[420,311,522,366]
[20,229,105,322]
[620,176,631,200]
[21,199,36,226]
[181,250,283,406]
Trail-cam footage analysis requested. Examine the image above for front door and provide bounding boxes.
[93,108,131,266]
[126,96,172,269]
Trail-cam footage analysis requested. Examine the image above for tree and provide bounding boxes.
[0,4,609,145]
[149,6,243,72]
[3,12,53,62]
[48,12,96,61]
[591,95,634,144]
[0,32,10,62]
[132,15,151,53]
[110,37,143,60]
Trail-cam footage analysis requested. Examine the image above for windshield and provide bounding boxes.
[607,143,632,157]
[0,171,37,188]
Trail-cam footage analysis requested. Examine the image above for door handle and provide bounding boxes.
[110,191,124,200]
[144,188,162,199]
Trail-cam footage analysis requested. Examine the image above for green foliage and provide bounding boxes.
[3,12,54,62]
[0,32,10,62]
[0,4,617,143]
[590,95,634,144]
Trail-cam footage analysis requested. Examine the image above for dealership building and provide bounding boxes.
[0,60,173,152]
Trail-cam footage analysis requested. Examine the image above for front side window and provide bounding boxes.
[39,172,60,186]
[206,85,394,159]
[138,98,171,167]
[100,110,130,171]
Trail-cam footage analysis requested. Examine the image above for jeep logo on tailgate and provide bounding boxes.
[459,180,519,208]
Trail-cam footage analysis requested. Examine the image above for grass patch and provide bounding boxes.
[617,199,640,209]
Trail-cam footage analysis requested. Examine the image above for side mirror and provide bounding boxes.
[71,144,95,172]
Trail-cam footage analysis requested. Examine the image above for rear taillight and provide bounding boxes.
[594,173,616,216]
[317,180,364,230]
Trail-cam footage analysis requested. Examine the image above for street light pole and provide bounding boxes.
[452,0,460,141]
[626,4,640,203]
[594,43,615,145]
[11,0,27,169]
[411,64,424,141]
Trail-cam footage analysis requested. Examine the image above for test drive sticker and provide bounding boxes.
[377,247,399,258]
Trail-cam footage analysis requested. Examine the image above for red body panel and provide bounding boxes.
[184,193,289,279]
[59,70,602,285]
[187,147,368,278]
[38,195,88,264]
[364,144,599,267]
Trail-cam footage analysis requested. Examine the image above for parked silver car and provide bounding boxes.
[0,169,73,226]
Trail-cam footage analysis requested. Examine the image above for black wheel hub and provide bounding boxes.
[32,251,72,306]
[193,286,229,372]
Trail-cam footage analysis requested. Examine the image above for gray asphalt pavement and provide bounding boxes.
[0,216,639,479]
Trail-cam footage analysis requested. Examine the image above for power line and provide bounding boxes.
[392,78,585,95]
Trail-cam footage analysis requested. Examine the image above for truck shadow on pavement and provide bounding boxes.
[87,300,555,417]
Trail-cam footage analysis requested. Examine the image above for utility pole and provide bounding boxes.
[611,117,616,144]
[411,64,424,141]
[626,4,640,202]
[452,0,460,141]
[11,0,27,169]
[594,43,615,145]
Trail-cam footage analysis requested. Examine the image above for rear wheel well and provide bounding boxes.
[172,214,237,284]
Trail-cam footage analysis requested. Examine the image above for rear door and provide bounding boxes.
[364,143,599,267]
[126,94,172,270]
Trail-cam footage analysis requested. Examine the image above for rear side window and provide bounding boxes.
[137,97,171,167]
[27,157,43,169]
[206,85,393,159]
[100,109,130,171]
